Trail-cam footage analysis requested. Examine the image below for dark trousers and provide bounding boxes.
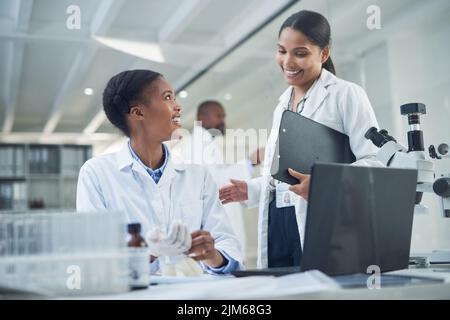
[267,198,302,268]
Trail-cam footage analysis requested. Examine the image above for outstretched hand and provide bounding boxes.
[219,179,248,204]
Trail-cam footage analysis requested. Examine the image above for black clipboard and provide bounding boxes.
[271,110,356,185]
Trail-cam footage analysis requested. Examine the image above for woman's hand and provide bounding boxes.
[187,230,225,268]
[219,179,248,204]
[288,168,311,201]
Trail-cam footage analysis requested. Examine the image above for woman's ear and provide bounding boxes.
[129,106,144,120]
[320,46,330,64]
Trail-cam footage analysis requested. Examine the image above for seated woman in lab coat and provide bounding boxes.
[76,69,243,274]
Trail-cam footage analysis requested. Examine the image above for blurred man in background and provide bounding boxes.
[169,100,262,262]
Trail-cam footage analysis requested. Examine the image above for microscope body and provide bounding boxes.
[433,174,450,217]
[379,141,435,192]
[430,142,450,217]
[365,103,449,217]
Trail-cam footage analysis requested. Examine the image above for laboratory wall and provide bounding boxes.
[338,4,450,251]
[387,21,450,252]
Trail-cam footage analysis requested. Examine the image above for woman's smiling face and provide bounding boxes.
[129,76,182,142]
[276,27,329,88]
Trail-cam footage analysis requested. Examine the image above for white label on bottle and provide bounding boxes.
[128,248,149,289]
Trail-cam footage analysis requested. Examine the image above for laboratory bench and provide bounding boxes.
[69,265,450,300]
[2,265,449,300]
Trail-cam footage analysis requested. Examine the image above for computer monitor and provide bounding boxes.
[301,163,418,276]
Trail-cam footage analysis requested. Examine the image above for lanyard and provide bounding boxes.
[287,89,306,114]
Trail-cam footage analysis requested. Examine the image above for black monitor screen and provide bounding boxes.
[302,163,418,276]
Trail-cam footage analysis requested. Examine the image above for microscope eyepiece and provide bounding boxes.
[365,127,390,148]
[379,129,397,143]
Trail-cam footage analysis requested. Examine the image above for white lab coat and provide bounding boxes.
[168,125,253,256]
[76,142,244,270]
[246,69,381,268]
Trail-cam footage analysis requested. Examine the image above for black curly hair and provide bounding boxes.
[103,69,162,136]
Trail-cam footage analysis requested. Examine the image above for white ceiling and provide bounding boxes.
[0,0,295,149]
[0,0,449,154]
[177,0,435,131]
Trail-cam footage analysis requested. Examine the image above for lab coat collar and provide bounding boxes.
[157,153,186,186]
[166,152,186,172]
[278,86,293,104]
[278,68,337,117]
[117,141,137,171]
[317,68,337,88]
[116,140,185,175]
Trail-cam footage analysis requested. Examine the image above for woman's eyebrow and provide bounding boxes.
[161,90,173,96]
[277,44,310,51]
[293,46,309,51]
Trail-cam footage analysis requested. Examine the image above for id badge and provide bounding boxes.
[276,182,296,208]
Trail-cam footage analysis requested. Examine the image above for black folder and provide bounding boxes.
[271,110,355,185]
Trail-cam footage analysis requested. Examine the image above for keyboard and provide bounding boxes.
[231,266,303,277]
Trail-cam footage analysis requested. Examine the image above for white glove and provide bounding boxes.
[146,221,192,257]
[177,257,203,277]
[160,256,204,277]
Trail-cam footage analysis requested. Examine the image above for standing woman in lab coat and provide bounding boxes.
[219,10,380,268]
[76,70,243,274]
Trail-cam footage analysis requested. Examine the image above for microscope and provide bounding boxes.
[364,103,450,217]
[365,103,450,267]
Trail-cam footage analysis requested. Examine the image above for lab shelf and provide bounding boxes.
[0,143,92,211]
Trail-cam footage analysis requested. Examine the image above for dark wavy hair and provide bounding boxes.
[279,10,335,75]
[102,69,161,136]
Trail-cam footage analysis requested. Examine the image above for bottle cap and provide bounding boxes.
[127,223,141,234]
